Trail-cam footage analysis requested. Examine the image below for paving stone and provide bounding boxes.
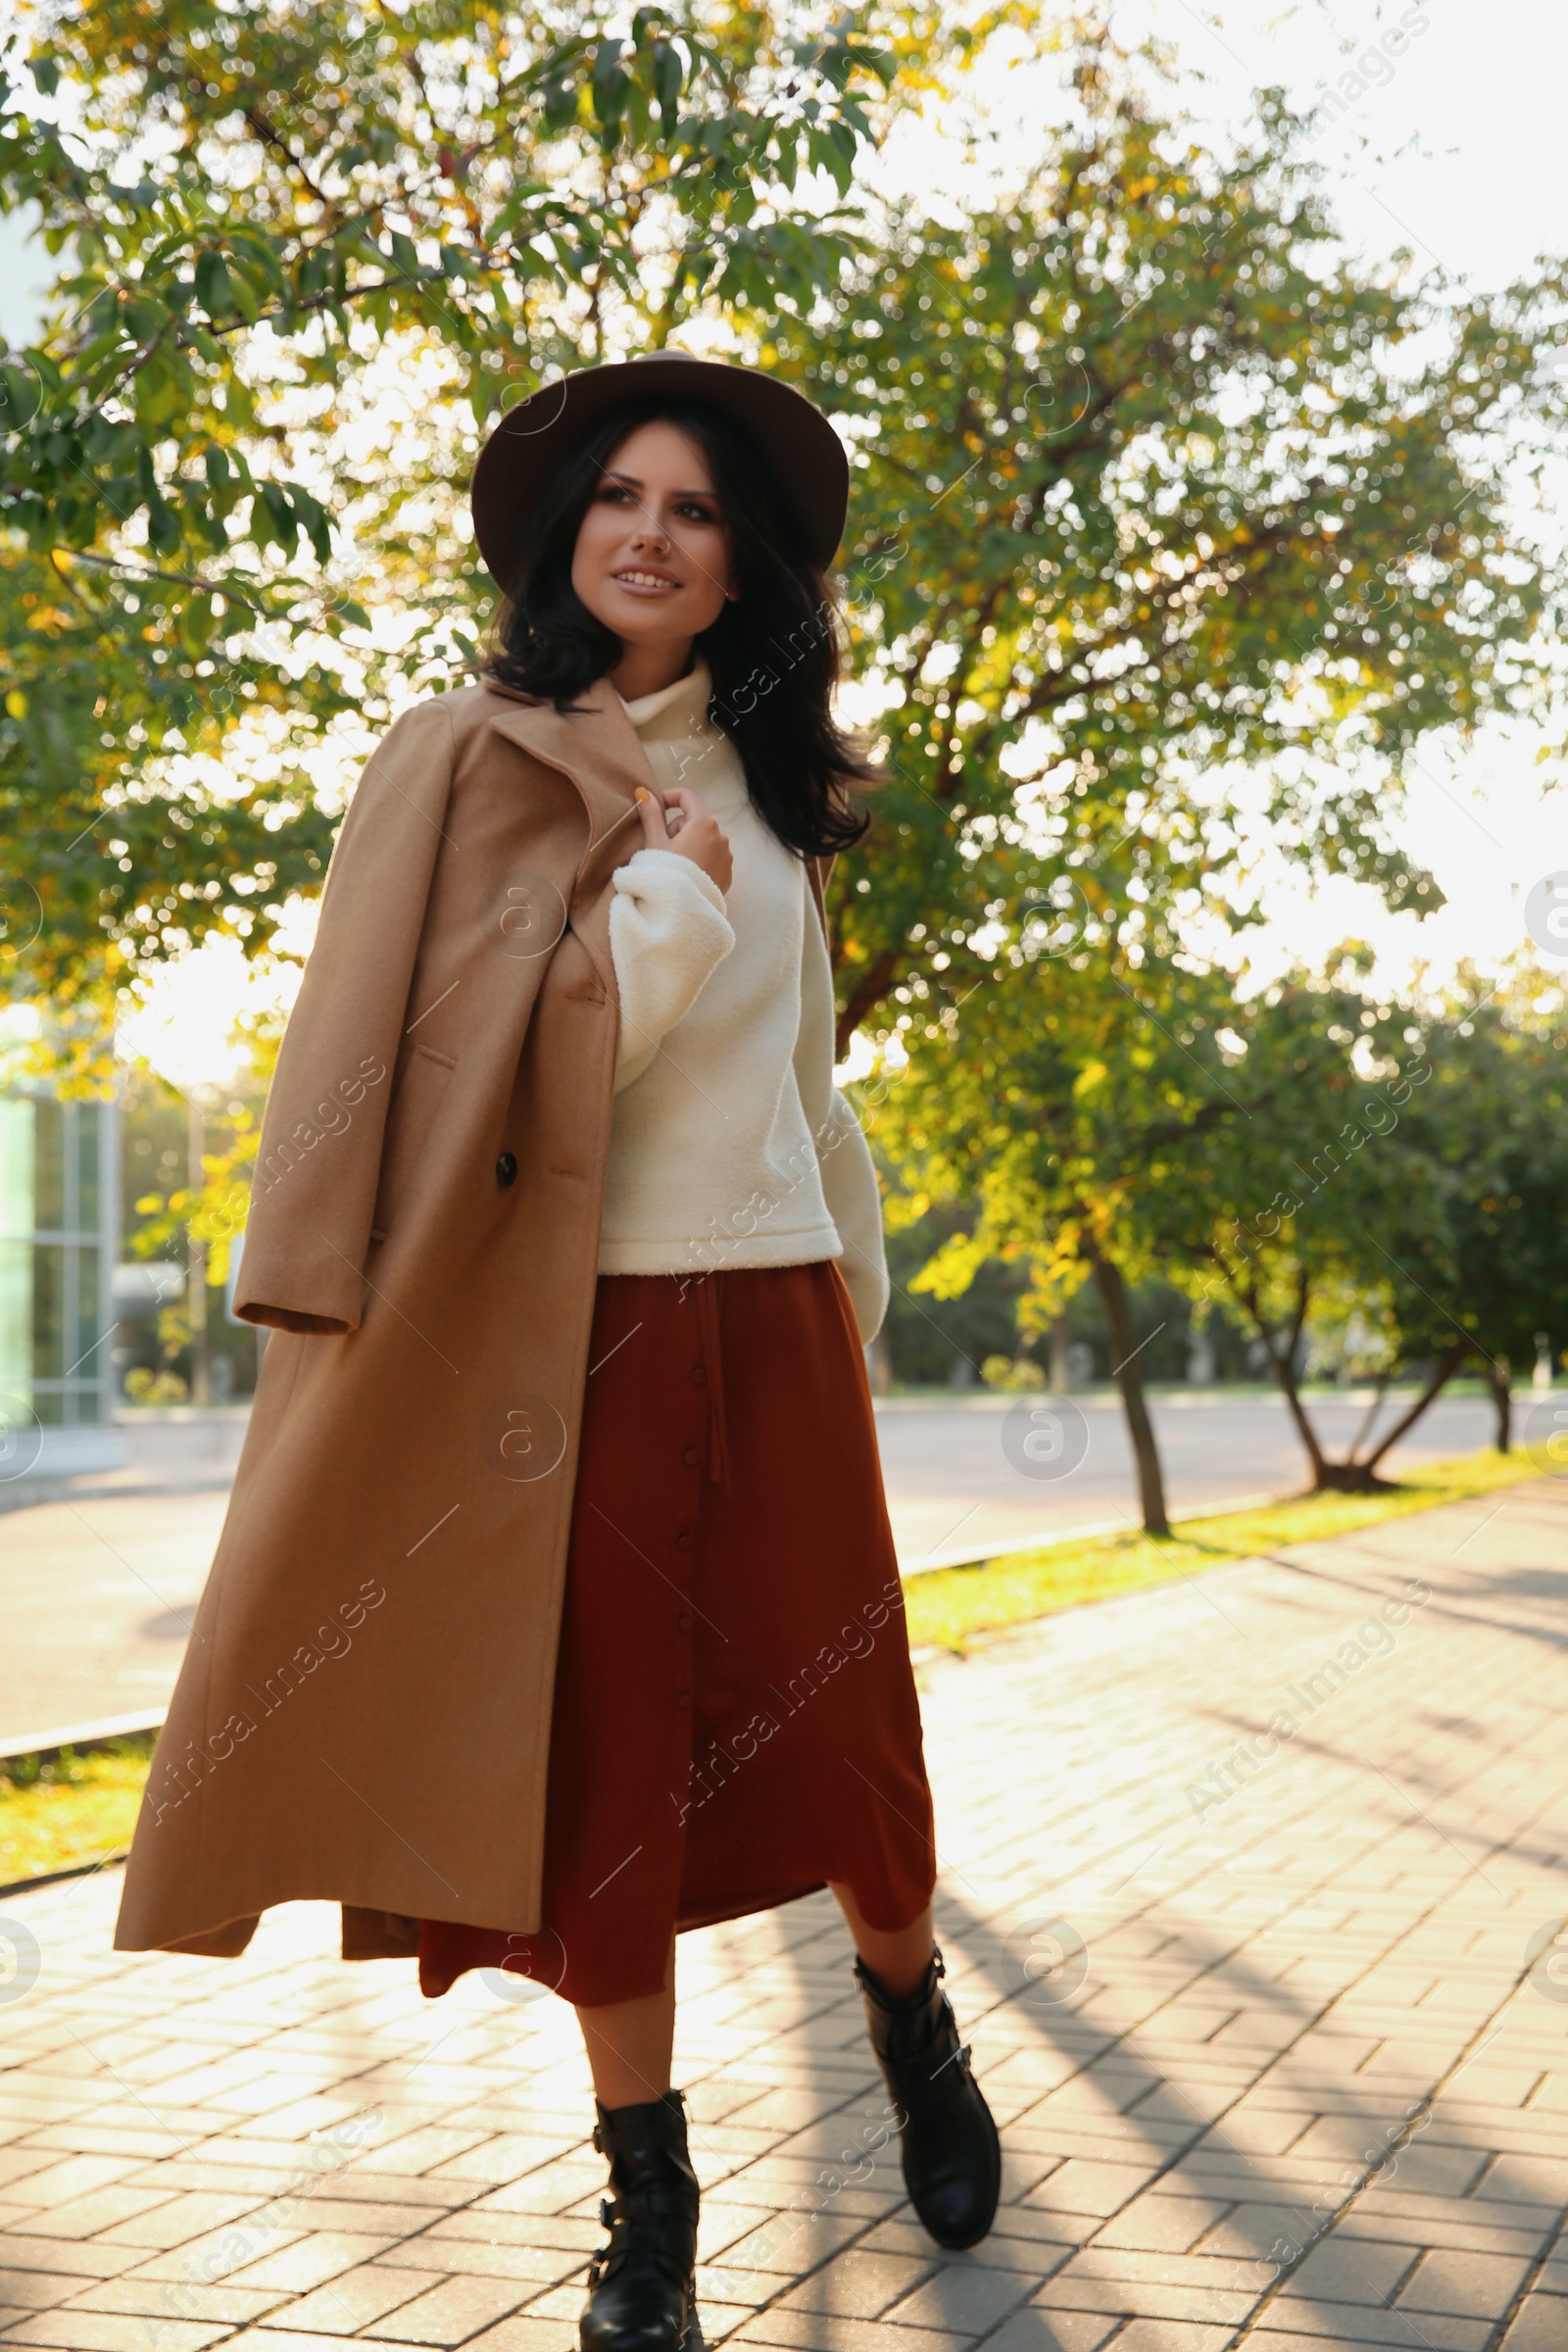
[3,1486,1568,2352]
[881,2266,1038,2332]
[1500,2294,1568,2351]
[118,2224,311,2288]
[421,2216,602,2258]
[0,2159,141,2211]
[1097,2323,1236,2350]
[776,2253,938,2320]
[0,2316,233,2349]
[62,2278,290,2324]
[0,2273,79,2313]
[1031,2278,1253,2326]
[371,2239,582,2285]
[461,2324,582,2352]
[10,2187,178,2241]
[1249,2303,1494,2349]
[734,2315,974,2352]
[701,2304,766,2344]
[0,2234,144,2281]
[83,2189,272,2249]
[1091,2198,1231,2254]
[220,2335,415,2351]
[979,2315,1119,2352]
[1395,2246,1535,2317]
[1020,2164,1162,2219]
[369,2275,536,2343]
[1245,2333,1486,2352]
[251,2262,440,2333]
[1276,2236,1421,2304]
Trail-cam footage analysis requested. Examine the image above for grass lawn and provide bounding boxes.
[0,1449,1545,1888]
[905,1447,1544,1653]
[0,1738,156,1892]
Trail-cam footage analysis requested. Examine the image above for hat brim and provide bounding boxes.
[469,354,849,590]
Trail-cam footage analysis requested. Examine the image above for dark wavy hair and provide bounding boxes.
[483,396,874,858]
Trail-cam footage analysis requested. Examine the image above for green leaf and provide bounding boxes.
[194,251,233,319]
[592,39,629,129]
[652,39,682,125]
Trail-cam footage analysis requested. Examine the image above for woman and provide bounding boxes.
[115,353,999,2352]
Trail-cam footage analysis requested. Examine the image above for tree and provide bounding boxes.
[1119,967,1568,1490]
[1151,976,1456,1493]
[868,931,1262,1534]
[865,928,1556,1511]
[1385,969,1568,1452]
[783,41,1566,1052]
[0,1,901,1008]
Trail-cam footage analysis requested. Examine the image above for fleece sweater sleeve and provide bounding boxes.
[609,848,735,1094]
[793,893,891,1348]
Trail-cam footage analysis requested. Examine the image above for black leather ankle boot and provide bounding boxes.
[579,2089,700,2352]
[856,1945,1001,2250]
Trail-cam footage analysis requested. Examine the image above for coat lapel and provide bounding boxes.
[487,679,660,992]
[489,679,839,974]
[487,678,655,852]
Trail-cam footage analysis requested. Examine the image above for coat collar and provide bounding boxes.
[486,669,836,948]
[486,675,657,858]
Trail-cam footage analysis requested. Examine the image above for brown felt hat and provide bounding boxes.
[469,351,850,590]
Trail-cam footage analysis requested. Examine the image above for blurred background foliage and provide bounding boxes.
[2,4,1565,1509]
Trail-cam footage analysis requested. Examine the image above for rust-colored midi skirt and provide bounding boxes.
[418,1261,937,2008]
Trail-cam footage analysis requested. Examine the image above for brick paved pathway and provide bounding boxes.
[1,1476,1565,2352]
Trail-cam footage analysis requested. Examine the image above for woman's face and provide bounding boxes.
[569,420,737,658]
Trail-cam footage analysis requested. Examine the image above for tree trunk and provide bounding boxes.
[1489,1357,1512,1453]
[1251,1270,1334,1490]
[1090,1250,1171,1538]
[1050,1314,1071,1396]
[1361,1341,1469,1478]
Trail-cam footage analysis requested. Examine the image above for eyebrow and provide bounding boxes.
[600,468,720,500]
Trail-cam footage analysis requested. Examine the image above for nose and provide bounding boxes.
[629,511,669,552]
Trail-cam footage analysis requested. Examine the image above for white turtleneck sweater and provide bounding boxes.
[595,660,889,1347]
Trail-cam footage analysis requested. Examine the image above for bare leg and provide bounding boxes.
[575,1938,677,2110]
[829,1883,935,1995]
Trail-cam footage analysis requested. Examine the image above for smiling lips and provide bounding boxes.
[612,568,681,593]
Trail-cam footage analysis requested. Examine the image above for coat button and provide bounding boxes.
[675,1532,694,1552]
[677,1612,693,1634]
[496,1152,517,1187]
[676,1690,691,1710]
[691,1364,708,1386]
[682,1446,701,1468]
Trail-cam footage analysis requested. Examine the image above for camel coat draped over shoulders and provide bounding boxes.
[113,676,836,1963]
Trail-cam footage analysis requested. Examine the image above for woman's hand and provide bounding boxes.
[634,784,733,895]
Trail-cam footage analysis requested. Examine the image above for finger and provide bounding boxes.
[634,785,670,846]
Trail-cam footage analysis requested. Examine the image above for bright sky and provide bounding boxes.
[9,0,1568,1085]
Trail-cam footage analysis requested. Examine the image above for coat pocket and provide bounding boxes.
[371,1044,457,1237]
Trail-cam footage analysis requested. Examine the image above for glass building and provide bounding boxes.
[0,1076,124,1477]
